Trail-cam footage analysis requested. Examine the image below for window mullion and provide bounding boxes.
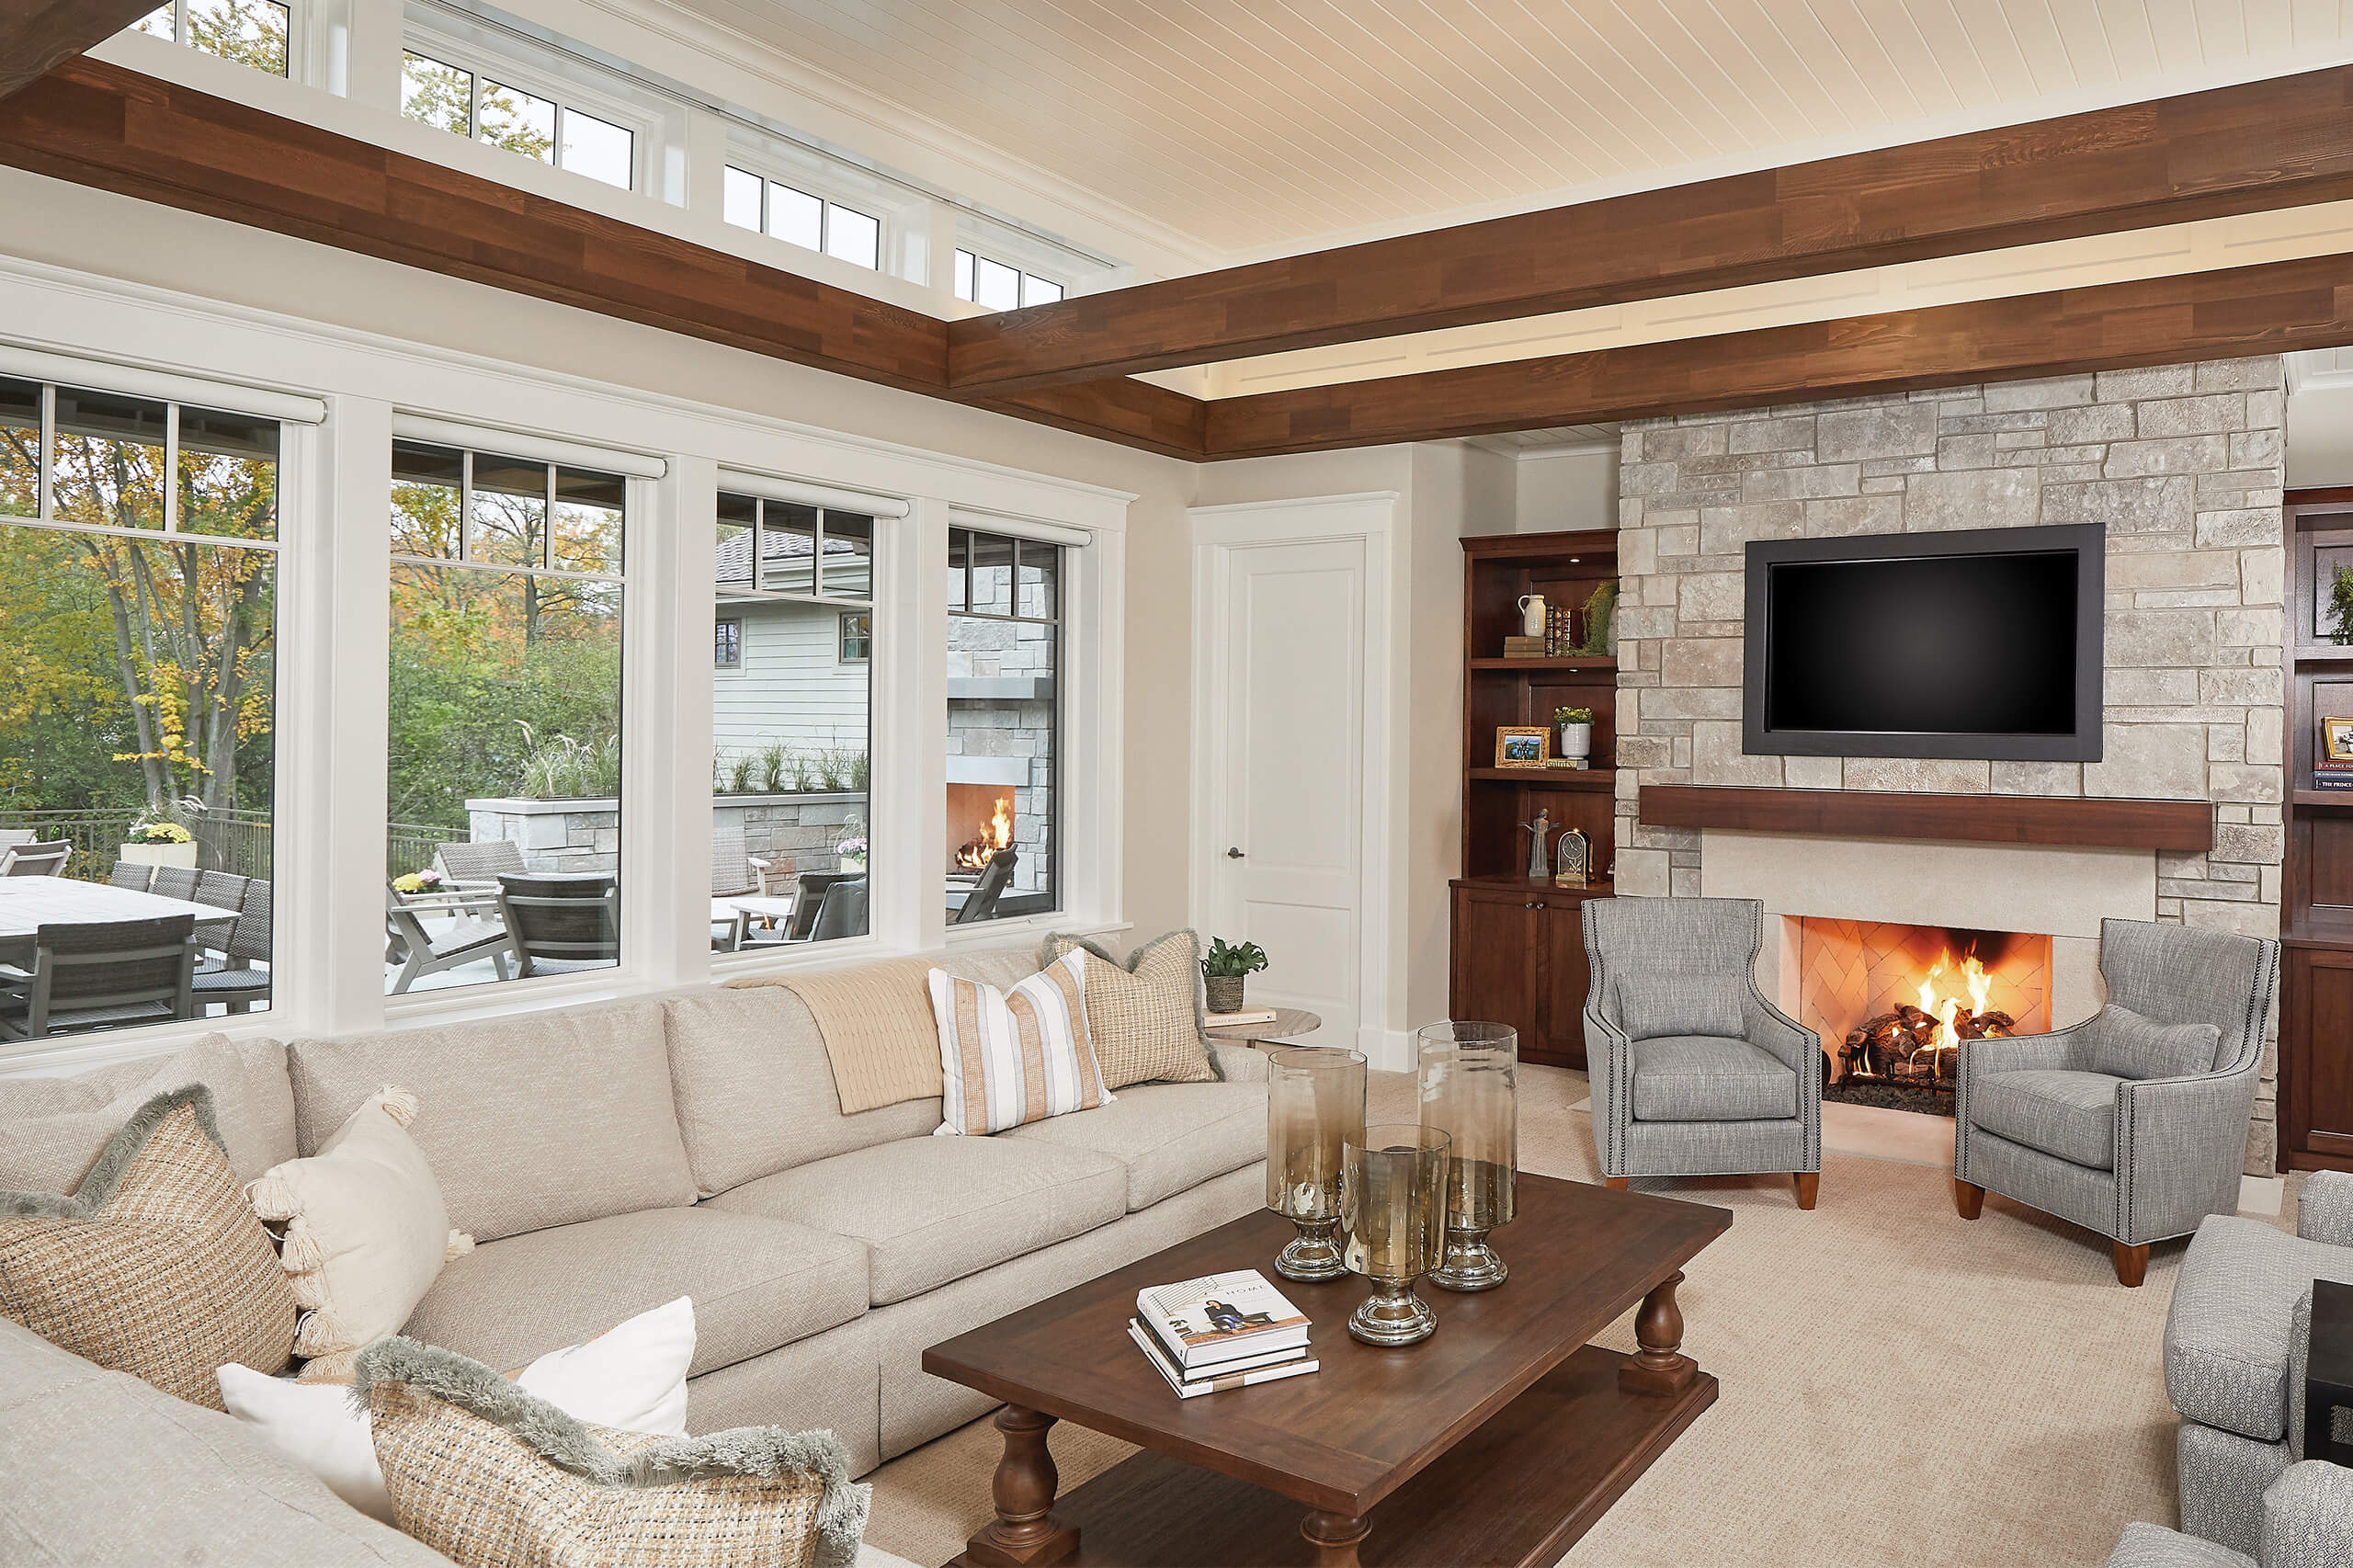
[36,383,51,521]
[163,403,179,534]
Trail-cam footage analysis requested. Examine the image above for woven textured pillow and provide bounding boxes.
[930,948,1111,1135]
[2081,1003,2223,1081]
[0,1085,297,1408]
[248,1085,474,1381]
[1039,928,1219,1087]
[1615,970,1747,1041]
[358,1335,870,1568]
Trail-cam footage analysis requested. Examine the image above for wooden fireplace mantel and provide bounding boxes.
[1637,786,2213,852]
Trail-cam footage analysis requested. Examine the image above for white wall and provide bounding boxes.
[2288,383,2353,487]
[1510,444,1620,533]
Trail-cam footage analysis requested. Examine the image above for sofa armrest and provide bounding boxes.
[1207,1040,1267,1083]
[2116,1062,2263,1244]
[1739,985,1820,1078]
[2298,1169,2353,1248]
[2260,1461,2353,1565]
[1961,1026,2086,1080]
[1584,1005,1633,1177]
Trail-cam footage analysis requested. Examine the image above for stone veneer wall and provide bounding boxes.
[1613,358,2287,1171]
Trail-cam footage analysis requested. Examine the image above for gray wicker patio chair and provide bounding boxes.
[1953,916,2279,1286]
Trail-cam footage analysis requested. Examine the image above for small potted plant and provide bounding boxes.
[835,835,869,872]
[1553,706,1595,767]
[1202,937,1268,1014]
[391,869,446,898]
[120,818,198,869]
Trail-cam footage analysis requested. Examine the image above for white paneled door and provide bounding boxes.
[1199,534,1370,1047]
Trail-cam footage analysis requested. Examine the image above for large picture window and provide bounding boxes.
[0,376,279,1036]
[710,493,872,950]
[386,441,624,994]
[947,526,1057,923]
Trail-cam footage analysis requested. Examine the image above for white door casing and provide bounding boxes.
[1189,494,1393,1064]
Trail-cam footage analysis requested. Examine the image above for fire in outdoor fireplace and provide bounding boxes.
[955,795,1012,871]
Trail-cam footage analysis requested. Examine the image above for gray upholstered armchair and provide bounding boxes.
[2106,1461,2353,1568]
[1581,896,1823,1208]
[1953,917,2279,1287]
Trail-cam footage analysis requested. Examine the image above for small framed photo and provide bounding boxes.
[1495,726,1551,768]
[2325,718,2353,764]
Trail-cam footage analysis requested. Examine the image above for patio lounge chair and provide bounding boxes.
[805,876,869,942]
[385,883,515,994]
[193,876,271,1016]
[0,915,198,1040]
[436,840,529,888]
[711,828,792,950]
[784,870,860,941]
[0,839,73,877]
[495,872,620,976]
[950,847,1019,925]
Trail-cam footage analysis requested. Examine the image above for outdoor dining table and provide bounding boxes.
[0,877,240,968]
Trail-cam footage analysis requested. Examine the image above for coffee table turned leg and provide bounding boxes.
[1301,1509,1370,1568]
[1618,1270,1699,1398]
[964,1405,1077,1567]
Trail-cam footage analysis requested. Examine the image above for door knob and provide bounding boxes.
[1226,847,1245,859]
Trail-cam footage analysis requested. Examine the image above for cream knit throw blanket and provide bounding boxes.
[726,958,943,1115]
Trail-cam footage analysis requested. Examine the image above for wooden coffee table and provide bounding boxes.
[922,1172,1730,1567]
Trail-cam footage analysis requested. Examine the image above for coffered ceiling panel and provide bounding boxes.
[648,0,2353,260]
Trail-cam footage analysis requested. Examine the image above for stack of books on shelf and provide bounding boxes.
[2315,752,2353,792]
[1129,1268,1318,1399]
[1549,604,1575,654]
[1501,634,1549,660]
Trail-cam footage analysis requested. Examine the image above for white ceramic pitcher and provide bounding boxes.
[1516,594,1547,639]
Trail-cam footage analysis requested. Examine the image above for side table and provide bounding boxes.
[1204,1006,1323,1051]
[2311,1278,2353,1466]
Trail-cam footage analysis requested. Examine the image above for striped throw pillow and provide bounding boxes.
[928,949,1112,1136]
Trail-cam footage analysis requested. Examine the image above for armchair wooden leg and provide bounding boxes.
[2112,1242,2149,1288]
[1792,1173,1818,1210]
[1953,1179,1984,1220]
[1603,1176,1630,1190]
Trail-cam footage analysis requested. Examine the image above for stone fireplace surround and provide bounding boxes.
[1612,358,2286,1172]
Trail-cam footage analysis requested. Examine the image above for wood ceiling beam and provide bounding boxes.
[1202,252,2353,457]
[0,0,162,100]
[948,64,2353,394]
[0,60,1207,458]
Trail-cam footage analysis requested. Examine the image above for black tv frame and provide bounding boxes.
[1741,522,2105,763]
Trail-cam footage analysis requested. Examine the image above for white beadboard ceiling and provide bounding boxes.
[651,0,2353,261]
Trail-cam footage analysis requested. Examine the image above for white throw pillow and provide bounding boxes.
[929,949,1112,1135]
[245,1085,472,1381]
[218,1296,697,1523]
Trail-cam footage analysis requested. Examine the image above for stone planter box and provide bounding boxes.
[119,842,199,869]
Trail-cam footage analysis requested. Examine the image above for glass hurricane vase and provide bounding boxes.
[1340,1123,1449,1346]
[1265,1048,1368,1282]
[1416,1021,1518,1292]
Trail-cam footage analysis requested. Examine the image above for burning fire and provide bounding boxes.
[1915,953,1997,1054]
[955,795,1013,870]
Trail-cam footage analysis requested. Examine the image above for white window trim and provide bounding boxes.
[0,255,1128,1075]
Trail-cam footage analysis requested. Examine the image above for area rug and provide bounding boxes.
[858,1063,2284,1568]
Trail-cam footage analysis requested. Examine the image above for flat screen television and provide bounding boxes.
[1743,523,2104,762]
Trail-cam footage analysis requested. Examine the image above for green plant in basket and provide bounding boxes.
[1201,937,1269,1015]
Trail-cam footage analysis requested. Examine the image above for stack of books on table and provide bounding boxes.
[1129,1268,1318,1399]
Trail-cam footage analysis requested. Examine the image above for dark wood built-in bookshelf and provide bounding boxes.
[1449,530,1619,1071]
[2283,491,2353,1172]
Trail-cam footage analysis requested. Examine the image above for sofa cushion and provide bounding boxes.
[401,1208,867,1380]
[0,1316,449,1567]
[289,1001,695,1244]
[2166,1214,2353,1442]
[1630,1035,1796,1121]
[708,1136,1126,1305]
[0,1032,293,1192]
[670,948,1040,1195]
[1040,930,1219,1088]
[1968,1069,2120,1171]
[1005,1081,1266,1211]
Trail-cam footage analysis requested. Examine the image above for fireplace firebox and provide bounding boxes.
[1793,918,2052,1116]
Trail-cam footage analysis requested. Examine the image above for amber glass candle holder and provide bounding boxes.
[1340,1123,1450,1346]
[1416,1021,1518,1292]
[1265,1048,1368,1282]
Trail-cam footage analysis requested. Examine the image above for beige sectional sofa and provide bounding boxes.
[0,941,1270,1562]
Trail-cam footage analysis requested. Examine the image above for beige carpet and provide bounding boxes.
[861,1064,2285,1568]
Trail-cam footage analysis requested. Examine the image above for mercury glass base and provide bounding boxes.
[1347,1278,1437,1346]
[1429,1227,1508,1292]
[1275,1217,1347,1282]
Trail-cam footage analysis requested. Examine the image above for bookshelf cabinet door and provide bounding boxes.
[1450,888,1540,1051]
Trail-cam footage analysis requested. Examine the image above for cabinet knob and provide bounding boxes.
[1527,901,1542,910]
